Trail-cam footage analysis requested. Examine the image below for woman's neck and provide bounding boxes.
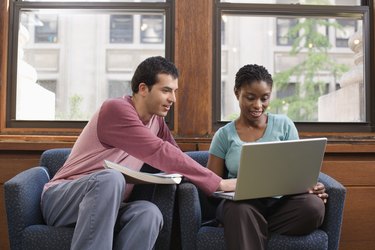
[237,114,268,129]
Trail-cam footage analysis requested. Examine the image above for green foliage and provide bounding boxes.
[55,94,90,120]
[225,112,239,121]
[68,94,85,119]
[273,16,350,121]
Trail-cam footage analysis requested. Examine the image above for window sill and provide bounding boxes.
[0,134,375,153]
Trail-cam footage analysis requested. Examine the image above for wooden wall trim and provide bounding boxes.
[1,134,375,153]
[174,0,213,136]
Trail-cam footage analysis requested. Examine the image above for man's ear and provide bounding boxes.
[138,83,149,96]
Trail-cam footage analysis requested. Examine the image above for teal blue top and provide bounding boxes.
[209,113,299,178]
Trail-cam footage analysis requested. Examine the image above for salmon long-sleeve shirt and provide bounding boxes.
[44,96,221,200]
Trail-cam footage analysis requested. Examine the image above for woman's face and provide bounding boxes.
[235,80,272,122]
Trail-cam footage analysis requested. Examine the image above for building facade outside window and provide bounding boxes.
[34,14,58,43]
[276,17,298,46]
[336,19,358,47]
[110,15,134,44]
[140,15,164,43]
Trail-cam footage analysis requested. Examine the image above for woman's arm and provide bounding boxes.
[207,154,236,192]
[207,154,225,178]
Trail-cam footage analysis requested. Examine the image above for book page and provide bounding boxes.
[103,160,182,184]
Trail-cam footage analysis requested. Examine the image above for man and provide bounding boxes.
[41,56,235,250]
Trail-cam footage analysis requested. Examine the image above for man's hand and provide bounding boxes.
[309,182,328,203]
[218,178,237,192]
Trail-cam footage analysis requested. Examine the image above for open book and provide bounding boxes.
[103,160,182,184]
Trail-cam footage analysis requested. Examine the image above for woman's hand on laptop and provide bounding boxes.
[309,182,328,204]
[218,178,237,192]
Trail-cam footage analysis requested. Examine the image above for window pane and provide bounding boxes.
[220,0,361,5]
[16,9,165,121]
[34,14,58,43]
[220,15,365,122]
[276,18,298,46]
[108,80,132,98]
[110,15,134,43]
[140,15,164,44]
[336,19,358,48]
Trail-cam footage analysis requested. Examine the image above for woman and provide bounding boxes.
[208,64,328,250]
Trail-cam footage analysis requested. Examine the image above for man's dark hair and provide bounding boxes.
[234,64,273,90]
[131,56,179,93]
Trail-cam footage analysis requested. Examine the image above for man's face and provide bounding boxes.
[144,73,178,117]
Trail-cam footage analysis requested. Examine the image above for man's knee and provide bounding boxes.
[136,201,163,229]
[90,169,126,197]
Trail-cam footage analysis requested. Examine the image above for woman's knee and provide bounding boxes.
[305,195,325,226]
[222,201,259,223]
[291,195,325,233]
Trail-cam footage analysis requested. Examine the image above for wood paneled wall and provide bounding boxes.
[322,150,375,250]
[1,0,375,249]
[174,0,213,136]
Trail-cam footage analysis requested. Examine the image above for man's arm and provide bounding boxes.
[97,99,222,194]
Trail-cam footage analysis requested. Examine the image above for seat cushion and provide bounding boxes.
[22,225,74,250]
[197,226,328,250]
[268,230,328,250]
[197,227,226,250]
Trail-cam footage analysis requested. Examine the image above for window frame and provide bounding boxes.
[7,0,175,130]
[213,1,374,133]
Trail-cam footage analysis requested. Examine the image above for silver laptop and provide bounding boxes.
[213,138,327,201]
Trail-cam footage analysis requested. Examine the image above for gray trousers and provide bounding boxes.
[217,193,325,250]
[41,169,163,250]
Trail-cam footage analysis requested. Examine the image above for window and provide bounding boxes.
[7,0,173,129]
[34,14,58,43]
[220,0,362,5]
[108,80,131,98]
[336,19,358,48]
[110,15,133,44]
[214,0,372,132]
[276,18,298,46]
[140,15,164,44]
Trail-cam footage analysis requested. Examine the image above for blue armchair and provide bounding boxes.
[178,151,346,250]
[4,148,177,250]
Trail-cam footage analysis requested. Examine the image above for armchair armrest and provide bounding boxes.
[4,167,50,250]
[128,161,178,250]
[318,172,346,250]
[151,184,177,250]
[129,183,177,250]
[178,182,202,250]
